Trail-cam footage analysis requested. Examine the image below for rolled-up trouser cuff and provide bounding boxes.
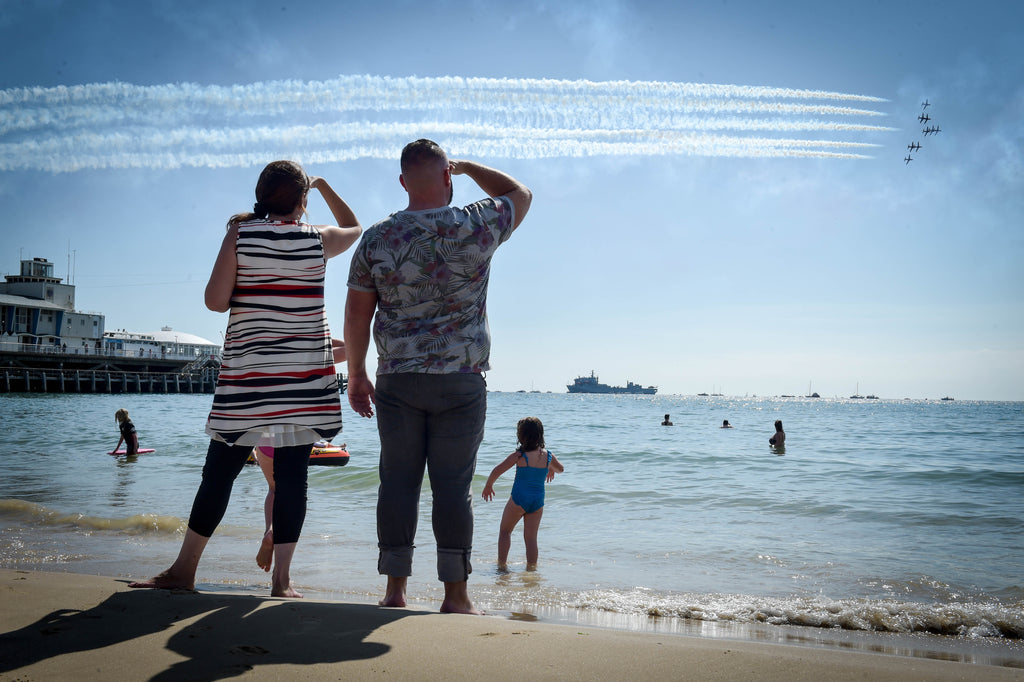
[437,547,472,583]
[378,545,414,578]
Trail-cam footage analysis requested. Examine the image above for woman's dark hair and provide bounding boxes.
[775,420,783,431]
[517,416,545,451]
[228,160,309,228]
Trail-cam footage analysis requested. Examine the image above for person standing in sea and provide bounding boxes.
[113,408,139,455]
[344,139,531,614]
[769,419,786,449]
[130,160,361,598]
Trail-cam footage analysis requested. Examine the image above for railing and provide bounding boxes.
[178,353,221,374]
[0,339,220,363]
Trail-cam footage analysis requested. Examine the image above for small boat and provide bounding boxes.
[941,396,955,401]
[247,443,350,466]
[310,445,350,466]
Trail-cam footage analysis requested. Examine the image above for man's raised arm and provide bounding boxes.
[449,160,532,228]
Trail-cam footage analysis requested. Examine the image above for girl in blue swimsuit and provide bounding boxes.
[482,417,565,570]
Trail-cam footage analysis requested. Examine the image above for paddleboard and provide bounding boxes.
[108,448,155,455]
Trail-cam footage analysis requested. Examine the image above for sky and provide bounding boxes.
[1,0,1021,400]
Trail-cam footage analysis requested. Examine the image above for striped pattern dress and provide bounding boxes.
[205,220,342,447]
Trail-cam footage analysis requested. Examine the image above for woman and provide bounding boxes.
[131,160,360,597]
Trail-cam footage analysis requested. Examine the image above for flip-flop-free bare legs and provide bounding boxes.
[128,528,209,590]
[497,498,526,569]
[271,542,302,598]
[380,575,407,607]
[255,448,276,572]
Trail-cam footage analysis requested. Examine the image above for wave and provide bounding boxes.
[0,499,184,534]
[566,587,1024,639]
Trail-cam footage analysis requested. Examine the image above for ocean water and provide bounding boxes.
[2,391,1023,666]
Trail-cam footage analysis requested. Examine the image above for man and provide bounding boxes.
[345,139,531,614]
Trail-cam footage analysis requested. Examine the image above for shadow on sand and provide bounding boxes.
[0,583,422,680]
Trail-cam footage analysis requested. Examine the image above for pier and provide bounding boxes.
[0,346,219,394]
[1,346,348,395]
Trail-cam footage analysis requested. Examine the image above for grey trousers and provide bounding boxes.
[374,372,486,583]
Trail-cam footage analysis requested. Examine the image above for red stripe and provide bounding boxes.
[218,367,336,380]
[208,405,340,419]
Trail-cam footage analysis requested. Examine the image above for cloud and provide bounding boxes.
[0,74,892,172]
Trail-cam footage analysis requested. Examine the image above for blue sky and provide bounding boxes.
[1,0,1021,399]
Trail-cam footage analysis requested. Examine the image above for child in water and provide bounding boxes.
[482,417,564,570]
[769,419,786,448]
[113,408,139,455]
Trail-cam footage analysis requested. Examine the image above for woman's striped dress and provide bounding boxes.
[205,220,342,447]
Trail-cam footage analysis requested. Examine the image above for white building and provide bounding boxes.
[1,256,219,362]
[104,327,220,363]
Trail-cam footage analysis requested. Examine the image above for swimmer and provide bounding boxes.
[769,419,786,447]
[721,420,733,428]
[482,417,564,570]
[662,414,673,426]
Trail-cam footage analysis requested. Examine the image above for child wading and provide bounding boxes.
[482,417,564,570]
[113,409,139,455]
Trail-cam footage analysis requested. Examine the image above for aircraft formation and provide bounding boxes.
[905,99,941,166]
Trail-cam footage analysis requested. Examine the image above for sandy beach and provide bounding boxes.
[1,569,1020,681]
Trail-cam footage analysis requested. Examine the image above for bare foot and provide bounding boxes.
[256,530,274,572]
[128,569,195,591]
[379,576,407,607]
[440,581,483,615]
[440,597,483,615]
[271,582,303,598]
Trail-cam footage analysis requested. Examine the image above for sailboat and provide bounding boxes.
[805,381,820,398]
[850,383,864,399]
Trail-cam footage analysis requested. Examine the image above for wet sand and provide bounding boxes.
[1,569,1020,681]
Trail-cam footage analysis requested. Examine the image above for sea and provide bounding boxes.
[1,391,1022,668]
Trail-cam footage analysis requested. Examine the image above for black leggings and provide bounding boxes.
[188,439,311,544]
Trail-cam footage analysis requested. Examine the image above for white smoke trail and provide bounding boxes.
[0,74,891,172]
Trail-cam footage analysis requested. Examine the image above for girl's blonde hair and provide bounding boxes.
[516,416,545,451]
[115,408,129,423]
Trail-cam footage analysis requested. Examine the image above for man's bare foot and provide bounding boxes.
[256,530,274,572]
[128,568,195,591]
[379,575,407,607]
[440,581,483,615]
[271,582,303,598]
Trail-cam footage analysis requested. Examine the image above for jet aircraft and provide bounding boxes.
[907,142,921,152]
[921,99,931,109]
[904,155,913,165]
[918,113,931,123]
[923,125,941,135]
